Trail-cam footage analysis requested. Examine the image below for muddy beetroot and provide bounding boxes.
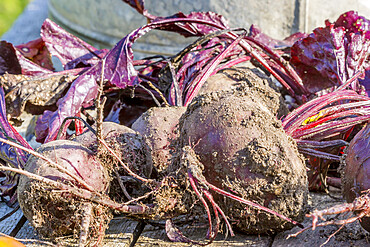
[342,123,370,231]
[17,140,111,238]
[132,106,186,171]
[74,121,153,201]
[288,123,370,240]
[178,74,309,234]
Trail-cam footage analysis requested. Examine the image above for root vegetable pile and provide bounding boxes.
[0,1,370,246]
[0,68,308,246]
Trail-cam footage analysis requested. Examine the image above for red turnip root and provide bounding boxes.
[288,123,370,240]
[178,82,309,234]
[199,67,289,117]
[341,123,370,231]
[73,121,153,201]
[17,140,112,239]
[132,106,186,171]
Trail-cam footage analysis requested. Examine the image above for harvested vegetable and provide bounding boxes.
[132,106,186,171]
[0,70,307,244]
[17,140,111,240]
[74,121,153,201]
[288,123,370,241]
[341,123,370,231]
[178,78,308,233]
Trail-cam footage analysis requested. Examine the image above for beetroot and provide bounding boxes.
[178,83,308,234]
[342,123,370,231]
[73,121,152,177]
[289,123,370,239]
[199,67,289,117]
[132,106,186,171]
[73,121,153,201]
[15,122,154,244]
[17,140,111,238]
[9,78,307,244]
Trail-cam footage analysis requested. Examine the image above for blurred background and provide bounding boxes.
[0,0,29,36]
[1,0,370,57]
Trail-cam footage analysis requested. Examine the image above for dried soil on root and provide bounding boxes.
[20,183,111,240]
[178,73,309,234]
[340,124,370,232]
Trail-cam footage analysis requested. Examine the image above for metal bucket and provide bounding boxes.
[48,0,370,57]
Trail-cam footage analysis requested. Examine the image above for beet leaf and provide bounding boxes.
[0,87,32,203]
[40,19,103,68]
[0,41,21,75]
[290,11,370,95]
[35,14,230,142]
[249,24,307,49]
[16,38,54,71]
[0,40,53,76]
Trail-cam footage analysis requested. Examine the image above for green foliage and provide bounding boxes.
[0,0,29,36]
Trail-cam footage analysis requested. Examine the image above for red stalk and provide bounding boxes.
[204,181,303,228]
[184,32,247,105]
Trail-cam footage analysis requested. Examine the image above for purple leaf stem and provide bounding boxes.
[244,36,307,95]
[293,114,370,140]
[184,32,246,105]
[211,56,251,75]
[335,70,364,91]
[296,139,349,149]
[292,101,370,134]
[230,34,297,99]
[283,90,368,134]
[298,148,341,161]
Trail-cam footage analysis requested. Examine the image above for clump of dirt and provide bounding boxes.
[0,73,76,123]
[21,183,111,239]
[178,68,309,234]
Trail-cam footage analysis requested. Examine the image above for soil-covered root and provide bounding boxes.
[132,106,186,172]
[17,140,112,239]
[341,123,370,231]
[178,85,309,234]
[73,121,153,201]
[199,67,289,117]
